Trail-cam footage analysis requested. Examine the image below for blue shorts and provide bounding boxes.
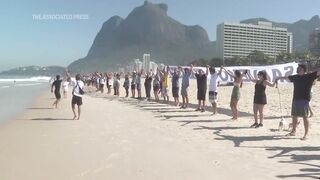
[291,100,309,117]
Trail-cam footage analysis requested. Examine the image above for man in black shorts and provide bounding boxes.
[276,64,320,140]
[192,66,209,112]
[51,75,62,108]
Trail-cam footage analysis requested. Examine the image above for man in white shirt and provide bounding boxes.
[70,73,84,120]
[208,66,222,115]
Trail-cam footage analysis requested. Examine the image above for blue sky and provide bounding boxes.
[0,0,319,71]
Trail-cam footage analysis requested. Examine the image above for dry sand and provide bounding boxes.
[0,79,319,180]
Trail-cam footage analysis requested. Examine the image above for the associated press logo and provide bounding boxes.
[32,14,89,20]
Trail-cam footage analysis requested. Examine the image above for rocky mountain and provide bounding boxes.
[68,0,320,73]
[0,66,65,76]
[241,15,320,52]
[68,1,216,73]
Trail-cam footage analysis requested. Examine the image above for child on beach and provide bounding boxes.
[247,70,276,128]
[222,67,247,120]
[208,66,222,114]
[276,64,320,140]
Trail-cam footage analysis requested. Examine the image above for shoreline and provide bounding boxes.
[0,83,49,127]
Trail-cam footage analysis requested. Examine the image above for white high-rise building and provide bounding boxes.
[150,61,158,74]
[216,21,293,60]
[143,54,151,71]
[134,59,142,72]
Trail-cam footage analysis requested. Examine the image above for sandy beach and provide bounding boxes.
[0,79,319,180]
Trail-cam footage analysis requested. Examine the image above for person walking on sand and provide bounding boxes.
[68,73,85,120]
[276,64,320,140]
[222,67,247,120]
[191,65,209,112]
[51,75,62,108]
[247,70,276,128]
[208,66,222,115]
[180,65,193,109]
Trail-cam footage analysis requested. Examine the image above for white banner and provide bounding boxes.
[170,62,298,83]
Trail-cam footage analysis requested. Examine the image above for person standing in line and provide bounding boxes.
[106,73,112,94]
[222,67,247,120]
[191,65,209,112]
[131,71,137,98]
[247,70,276,128]
[144,71,153,100]
[136,70,143,99]
[159,66,170,103]
[180,65,193,109]
[170,67,182,106]
[99,73,106,93]
[123,74,130,97]
[153,69,161,102]
[114,73,120,96]
[51,75,62,108]
[276,64,320,140]
[208,66,222,115]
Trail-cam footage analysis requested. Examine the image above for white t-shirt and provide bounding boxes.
[63,81,70,91]
[209,73,218,92]
[100,78,106,85]
[71,79,84,97]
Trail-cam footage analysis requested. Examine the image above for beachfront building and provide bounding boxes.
[134,59,142,72]
[216,21,293,60]
[309,28,320,57]
[150,61,158,74]
[143,54,151,71]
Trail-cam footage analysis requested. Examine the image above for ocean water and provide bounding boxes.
[0,76,51,124]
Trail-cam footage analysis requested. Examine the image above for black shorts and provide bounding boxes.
[172,87,179,98]
[54,91,61,100]
[197,89,206,100]
[72,95,83,106]
[131,84,136,90]
[153,84,160,92]
[99,84,104,90]
[254,95,267,105]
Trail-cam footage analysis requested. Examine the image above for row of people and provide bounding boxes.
[51,64,319,140]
